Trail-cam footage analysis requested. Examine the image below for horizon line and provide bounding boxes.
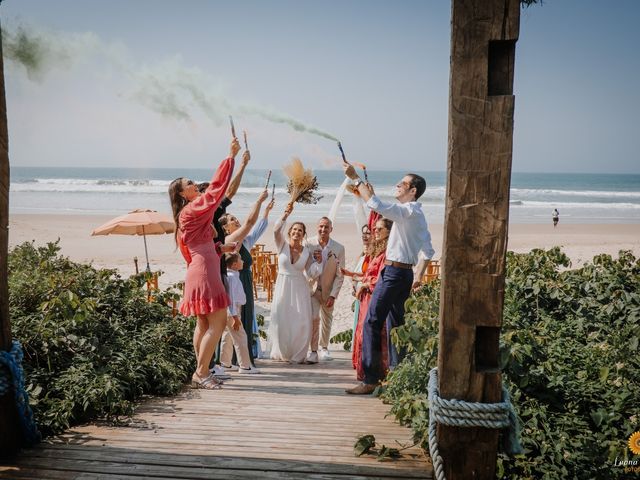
[10,165,640,176]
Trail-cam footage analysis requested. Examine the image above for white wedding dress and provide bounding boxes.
[268,220,322,363]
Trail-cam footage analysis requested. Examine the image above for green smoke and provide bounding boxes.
[2,25,60,81]
[240,106,338,141]
[2,23,339,141]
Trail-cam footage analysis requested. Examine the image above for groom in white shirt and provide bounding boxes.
[342,165,435,394]
[306,217,346,363]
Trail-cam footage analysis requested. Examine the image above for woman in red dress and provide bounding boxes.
[168,138,240,389]
[352,217,393,381]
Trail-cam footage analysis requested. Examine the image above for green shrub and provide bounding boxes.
[382,248,640,479]
[9,241,195,437]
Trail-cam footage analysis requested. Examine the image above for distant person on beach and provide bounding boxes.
[219,252,261,374]
[168,137,239,390]
[342,165,434,395]
[306,217,346,363]
[268,204,323,363]
[552,209,559,227]
[219,192,275,368]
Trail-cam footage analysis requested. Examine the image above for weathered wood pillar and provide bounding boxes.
[0,18,22,457]
[437,0,519,478]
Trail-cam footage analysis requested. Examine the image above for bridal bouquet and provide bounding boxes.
[283,157,322,207]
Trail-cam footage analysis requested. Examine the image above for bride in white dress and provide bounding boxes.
[268,205,322,363]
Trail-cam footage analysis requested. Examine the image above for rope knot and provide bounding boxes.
[427,367,522,480]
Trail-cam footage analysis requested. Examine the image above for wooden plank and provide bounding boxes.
[1,457,426,480]
[56,430,413,448]
[3,351,431,478]
[35,440,427,469]
[9,446,429,479]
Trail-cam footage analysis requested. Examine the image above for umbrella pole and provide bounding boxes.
[142,226,151,272]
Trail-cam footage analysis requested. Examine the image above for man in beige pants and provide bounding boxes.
[306,217,345,363]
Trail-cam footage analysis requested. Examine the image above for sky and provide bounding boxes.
[1,0,639,174]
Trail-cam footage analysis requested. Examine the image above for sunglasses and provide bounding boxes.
[184,179,194,186]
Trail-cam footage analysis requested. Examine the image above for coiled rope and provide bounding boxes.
[427,367,522,480]
[0,340,41,446]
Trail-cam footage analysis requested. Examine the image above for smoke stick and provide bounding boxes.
[337,141,348,164]
[229,115,236,138]
[264,170,272,190]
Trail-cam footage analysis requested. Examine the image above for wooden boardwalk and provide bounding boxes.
[1,351,432,479]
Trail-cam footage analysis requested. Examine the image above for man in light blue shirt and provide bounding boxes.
[343,164,435,394]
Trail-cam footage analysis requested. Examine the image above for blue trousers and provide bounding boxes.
[362,265,413,385]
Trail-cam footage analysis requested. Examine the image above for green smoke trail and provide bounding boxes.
[2,25,62,81]
[2,23,339,141]
[132,75,191,122]
[238,105,338,141]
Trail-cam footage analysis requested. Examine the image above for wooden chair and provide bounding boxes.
[262,262,278,302]
[251,244,265,285]
[423,259,441,284]
[255,251,270,290]
[145,272,159,302]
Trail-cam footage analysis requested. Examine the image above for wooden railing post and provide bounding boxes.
[0,16,23,457]
[437,0,520,478]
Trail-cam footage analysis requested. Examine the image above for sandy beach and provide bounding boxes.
[8,213,640,343]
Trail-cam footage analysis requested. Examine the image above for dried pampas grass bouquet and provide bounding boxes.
[283,157,322,207]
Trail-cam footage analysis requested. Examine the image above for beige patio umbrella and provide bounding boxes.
[91,209,175,272]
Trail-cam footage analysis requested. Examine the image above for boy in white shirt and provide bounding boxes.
[220,252,261,374]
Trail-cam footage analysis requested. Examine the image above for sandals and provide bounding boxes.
[191,373,222,390]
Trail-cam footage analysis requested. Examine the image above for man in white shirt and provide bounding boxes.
[342,165,435,394]
[306,217,346,363]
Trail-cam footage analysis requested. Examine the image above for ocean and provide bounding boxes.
[9,167,640,224]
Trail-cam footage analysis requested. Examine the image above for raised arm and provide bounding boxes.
[365,195,412,223]
[183,139,239,221]
[343,163,374,201]
[225,149,250,199]
[225,189,269,245]
[243,199,274,249]
[274,204,293,251]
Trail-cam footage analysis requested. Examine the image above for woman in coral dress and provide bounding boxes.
[168,138,240,389]
[352,217,392,381]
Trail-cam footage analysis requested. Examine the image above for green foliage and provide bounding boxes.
[381,248,640,479]
[256,314,268,340]
[353,434,405,461]
[354,434,376,456]
[9,241,195,437]
[330,328,353,351]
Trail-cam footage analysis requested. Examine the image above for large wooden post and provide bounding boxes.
[0,18,22,456]
[437,0,519,478]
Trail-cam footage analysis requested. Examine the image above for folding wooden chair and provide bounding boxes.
[423,259,441,284]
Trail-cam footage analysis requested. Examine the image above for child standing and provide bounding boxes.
[220,253,261,374]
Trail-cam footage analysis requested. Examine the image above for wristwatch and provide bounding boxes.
[353,179,363,188]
